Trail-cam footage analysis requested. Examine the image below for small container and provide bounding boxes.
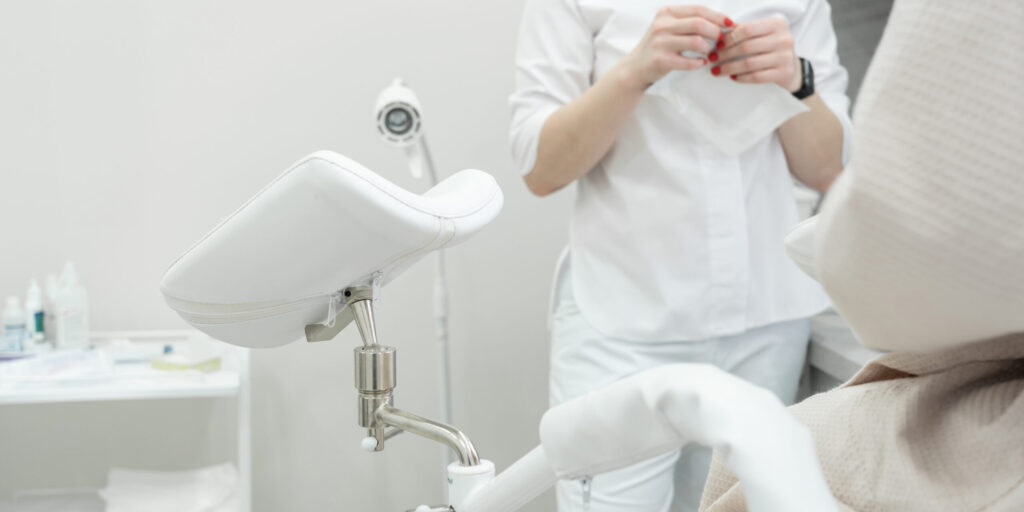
[25,279,45,348]
[2,296,27,352]
[55,262,90,349]
[45,274,60,343]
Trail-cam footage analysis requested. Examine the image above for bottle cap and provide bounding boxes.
[26,279,41,301]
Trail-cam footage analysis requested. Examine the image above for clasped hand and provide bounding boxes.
[623,5,801,93]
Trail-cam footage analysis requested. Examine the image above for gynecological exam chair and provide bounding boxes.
[161,151,834,512]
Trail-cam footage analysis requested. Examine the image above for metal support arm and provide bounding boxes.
[377,406,480,466]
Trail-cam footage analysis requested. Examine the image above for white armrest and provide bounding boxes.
[539,364,834,512]
[461,364,835,512]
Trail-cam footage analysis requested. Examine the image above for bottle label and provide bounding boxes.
[3,325,26,352]
[34,311,44,334]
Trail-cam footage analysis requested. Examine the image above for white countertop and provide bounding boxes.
[0,331,245,405]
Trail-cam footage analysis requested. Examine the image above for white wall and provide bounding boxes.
[0,1,571,510]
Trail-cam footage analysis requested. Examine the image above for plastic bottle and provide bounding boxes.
[2,297,27,352]
[55,262,90,349]
[24,279,45,350]
[44,274,60,343]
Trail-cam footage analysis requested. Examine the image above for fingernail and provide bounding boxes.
[724,17,734,27]
[730,75,737,80]
[711,67,722,76]
[701,58,708,66]
[716,40,725,50]
[708,52,719,62]
[717,32,725,42]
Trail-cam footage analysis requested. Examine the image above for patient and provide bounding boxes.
[699,0,1024,510]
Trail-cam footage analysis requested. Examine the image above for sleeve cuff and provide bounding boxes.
[510,104,559,176]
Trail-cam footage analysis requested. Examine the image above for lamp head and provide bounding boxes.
[375,78,423,148]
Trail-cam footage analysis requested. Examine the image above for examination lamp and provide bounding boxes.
[374,78,455,468]
[375,78,436,181]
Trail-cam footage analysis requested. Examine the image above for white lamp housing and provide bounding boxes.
[374,78,434,180]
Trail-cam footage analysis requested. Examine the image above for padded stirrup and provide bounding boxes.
[161,151,503,348]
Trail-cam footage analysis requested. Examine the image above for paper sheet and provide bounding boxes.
[646,67,808,155]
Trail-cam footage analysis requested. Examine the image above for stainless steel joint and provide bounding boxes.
[354,345,396,430]
[354,345,396,391]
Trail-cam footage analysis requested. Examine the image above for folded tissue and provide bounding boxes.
[646,67,808,156]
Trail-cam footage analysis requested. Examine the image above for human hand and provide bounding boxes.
[621,5,733,90]
[707,17,801,92]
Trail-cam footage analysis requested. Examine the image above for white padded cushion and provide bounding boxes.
[813,0,1024,352]
[161,151,503,348]
[539,364,835,511]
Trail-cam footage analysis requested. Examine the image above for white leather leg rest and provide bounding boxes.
[537,364,835,512]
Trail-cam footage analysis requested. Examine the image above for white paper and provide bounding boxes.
[647,68,808,156]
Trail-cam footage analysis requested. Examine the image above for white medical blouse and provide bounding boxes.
[509,0,852,341]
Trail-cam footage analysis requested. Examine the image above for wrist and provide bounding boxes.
[786,55,802,93]
[612,57,650,96]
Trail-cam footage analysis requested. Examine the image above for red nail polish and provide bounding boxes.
[730,75,737,80]
[701,58,708,66]
[716,40,725,50]
[708,52,719,62]
[724,17,734,27]
[717,32,725,42]
[711,67,721,76]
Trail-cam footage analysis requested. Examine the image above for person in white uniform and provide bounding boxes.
[508,1,851,511]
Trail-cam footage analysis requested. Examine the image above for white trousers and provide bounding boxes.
[549,262,810,512]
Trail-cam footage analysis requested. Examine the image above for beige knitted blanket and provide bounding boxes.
[700,335,1024,511]
[700,0,1024,507]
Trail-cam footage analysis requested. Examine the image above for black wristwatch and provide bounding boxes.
[792,57,815,100]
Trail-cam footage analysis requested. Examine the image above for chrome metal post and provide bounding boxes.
[342,283,482,466]
[354,345,396,451]
[349,298,378,347]
[304,284,377,344]
[376,406,480,466]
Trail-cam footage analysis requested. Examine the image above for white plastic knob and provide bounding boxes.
[360,437,378,451]
[414,506,431,512]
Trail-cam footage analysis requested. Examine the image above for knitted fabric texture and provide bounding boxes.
[700,0,1024,509]
[814,0,1024,351]
[700,335,1024,511]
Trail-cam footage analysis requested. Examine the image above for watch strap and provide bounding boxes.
[793,57,815,100]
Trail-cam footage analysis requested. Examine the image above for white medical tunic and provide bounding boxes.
[509,0,852,341]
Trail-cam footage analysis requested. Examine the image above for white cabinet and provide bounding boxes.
[0,331,251,512]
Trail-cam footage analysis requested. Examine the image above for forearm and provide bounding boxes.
[711,16,845,193]
[777,93,844,193]
[524,62,646,197]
